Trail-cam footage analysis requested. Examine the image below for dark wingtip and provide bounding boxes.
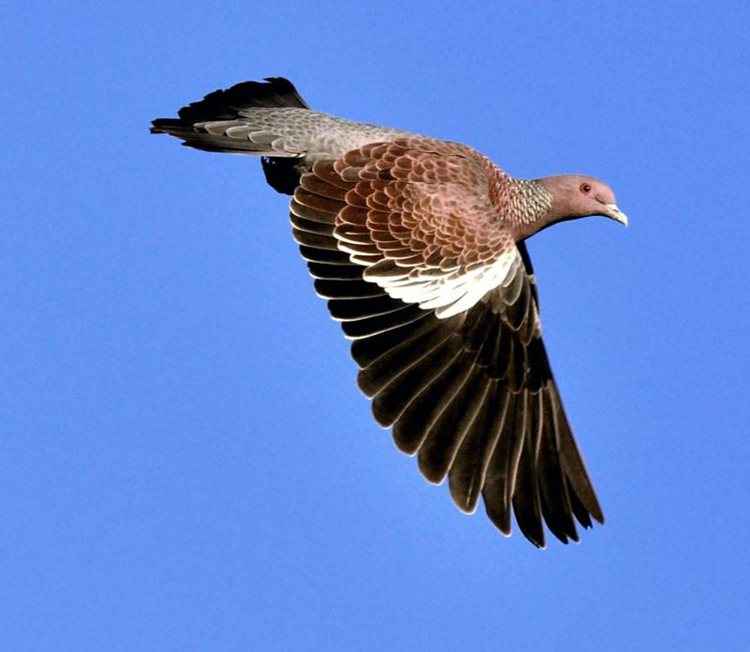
[356,368,380,398]
[371,401,396,429]
[532,540,547,550]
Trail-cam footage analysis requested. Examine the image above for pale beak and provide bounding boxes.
[602,203,628,226]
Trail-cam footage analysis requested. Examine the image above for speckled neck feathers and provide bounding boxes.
[483,169,553,240]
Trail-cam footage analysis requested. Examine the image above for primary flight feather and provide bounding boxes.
[151,77,626,548]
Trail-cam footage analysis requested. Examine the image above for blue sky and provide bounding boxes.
[2,1,749,650]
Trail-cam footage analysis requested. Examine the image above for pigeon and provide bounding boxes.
[151,77,627,548]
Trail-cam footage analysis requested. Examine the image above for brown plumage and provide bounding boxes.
[151,77,627,548]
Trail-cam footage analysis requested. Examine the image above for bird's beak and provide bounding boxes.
[602,203,628,226]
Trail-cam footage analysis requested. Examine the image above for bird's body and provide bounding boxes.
[151,77,626,548]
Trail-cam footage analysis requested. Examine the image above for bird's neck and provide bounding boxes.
[502,179,554,240]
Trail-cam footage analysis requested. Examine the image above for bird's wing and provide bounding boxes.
[326,138,517,319]
[291,138,604,547]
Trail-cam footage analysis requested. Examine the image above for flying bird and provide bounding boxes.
[151,77,626,548]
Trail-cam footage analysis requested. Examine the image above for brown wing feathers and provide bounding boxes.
[291,142,603,547]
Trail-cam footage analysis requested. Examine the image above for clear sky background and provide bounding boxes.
[2,2,749,650]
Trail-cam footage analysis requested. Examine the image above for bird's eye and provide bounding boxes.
[580,183,592,193]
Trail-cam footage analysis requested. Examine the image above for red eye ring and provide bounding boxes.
[580,183,592,193]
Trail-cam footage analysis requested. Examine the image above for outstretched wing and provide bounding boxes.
[328,138,517,319]
[291,137,604,547]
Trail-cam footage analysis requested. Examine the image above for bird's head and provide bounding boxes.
[539,175,628,227]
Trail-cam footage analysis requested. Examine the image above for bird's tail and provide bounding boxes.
[150,76,308,148]
[150,77,310,193]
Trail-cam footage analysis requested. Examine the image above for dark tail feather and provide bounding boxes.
[150,77,309,194]
[150,77,307,131]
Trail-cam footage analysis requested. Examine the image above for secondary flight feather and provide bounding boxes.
[151,77,627,548]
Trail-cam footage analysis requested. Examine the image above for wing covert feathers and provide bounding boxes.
[289,139,603,547]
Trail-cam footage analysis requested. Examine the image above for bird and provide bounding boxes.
[150,77,626,548]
